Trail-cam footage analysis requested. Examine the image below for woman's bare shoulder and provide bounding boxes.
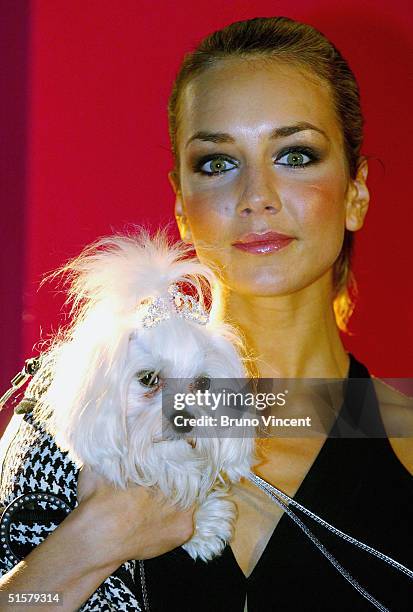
[372,376,413,477]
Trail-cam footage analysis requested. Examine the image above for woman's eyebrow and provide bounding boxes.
[186,122,329,148]
[185,131,235,148]
[270,122,329,141]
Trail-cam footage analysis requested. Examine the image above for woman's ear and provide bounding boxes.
[168,170,193,244]
[345,158,370,232]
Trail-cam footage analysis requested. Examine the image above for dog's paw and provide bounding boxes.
[182,493,236,562]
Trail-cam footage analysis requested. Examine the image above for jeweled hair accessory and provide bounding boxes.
[138,283,209,328]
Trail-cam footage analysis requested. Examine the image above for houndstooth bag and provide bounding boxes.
[0,358,148,611]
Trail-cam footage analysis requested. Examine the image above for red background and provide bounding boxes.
[1,0,412,433]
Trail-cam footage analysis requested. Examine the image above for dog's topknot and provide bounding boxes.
[45,226,221,329]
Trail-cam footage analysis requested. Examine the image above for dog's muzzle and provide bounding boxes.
[168,409,194,433]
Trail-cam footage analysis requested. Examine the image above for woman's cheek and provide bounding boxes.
[184,191,234,243]
[292,175,347,231]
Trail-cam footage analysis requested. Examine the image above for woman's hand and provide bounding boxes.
[77,465,195,567]
[0,465,194,612]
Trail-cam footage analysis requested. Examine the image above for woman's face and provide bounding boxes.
[171,59,368,297]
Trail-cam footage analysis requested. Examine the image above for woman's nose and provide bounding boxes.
[236,166,282,217]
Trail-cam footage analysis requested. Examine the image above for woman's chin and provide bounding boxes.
[223,273,304,298]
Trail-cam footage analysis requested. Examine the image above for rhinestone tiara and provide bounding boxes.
[137,283,209,328]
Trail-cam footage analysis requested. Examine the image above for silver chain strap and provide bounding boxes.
[0,357,41,411]
[248,472,413,611]
[250,472,413,579]
[138,560,150,612]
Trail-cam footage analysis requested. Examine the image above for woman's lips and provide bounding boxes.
[232,231,294,254]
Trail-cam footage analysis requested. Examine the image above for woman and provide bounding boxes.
[0,15,412,612]
[146,16,413,610]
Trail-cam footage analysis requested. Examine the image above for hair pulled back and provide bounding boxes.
[168,16,365,331]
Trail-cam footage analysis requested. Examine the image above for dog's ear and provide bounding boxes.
[42,317,131,487]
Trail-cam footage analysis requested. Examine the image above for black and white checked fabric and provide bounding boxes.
[0,362,144,611]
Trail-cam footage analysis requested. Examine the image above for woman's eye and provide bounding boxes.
[198,156,238,176]
[275,148,316,168]
[137,371,161,388]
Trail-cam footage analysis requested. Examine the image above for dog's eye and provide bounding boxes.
[137,371,161,388]
[192,376,211,392]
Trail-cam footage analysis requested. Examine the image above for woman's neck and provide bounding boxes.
[223,274,349,378]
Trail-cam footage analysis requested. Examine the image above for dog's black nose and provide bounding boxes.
[169,410,193,433]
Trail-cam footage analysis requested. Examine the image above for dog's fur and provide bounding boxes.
[33,228,255,561]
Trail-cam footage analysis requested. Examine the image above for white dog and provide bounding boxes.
[33,227,255,562]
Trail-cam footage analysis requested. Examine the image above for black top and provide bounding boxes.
[143,354,413,611]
